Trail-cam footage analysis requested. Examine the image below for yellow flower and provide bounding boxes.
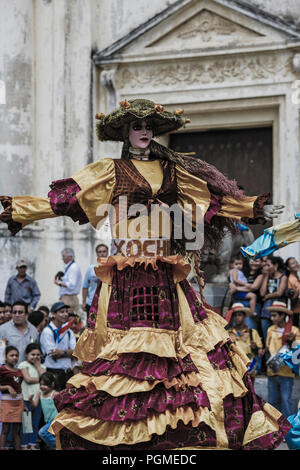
[175,108,184,116]
[95,113,105,120]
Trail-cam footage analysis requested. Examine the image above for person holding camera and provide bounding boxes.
[285,257,300,328]
[54,248,82,323]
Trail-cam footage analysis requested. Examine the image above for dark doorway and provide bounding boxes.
[170,126,273,239]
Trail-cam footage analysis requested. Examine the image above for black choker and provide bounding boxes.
[129,147,151,161]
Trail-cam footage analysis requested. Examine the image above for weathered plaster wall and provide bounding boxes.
[0,0,179,306]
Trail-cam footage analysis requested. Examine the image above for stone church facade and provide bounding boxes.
[1,0,300,306]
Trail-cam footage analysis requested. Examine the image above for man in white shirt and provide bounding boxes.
[40,301,77,391]
[54,247,82,322]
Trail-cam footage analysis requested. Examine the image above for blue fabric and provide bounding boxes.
[21,400,42,446]
[267,375,294,418]
[240,230,278,260]
[234,221,249,232]
[244,314,259,331]
[38,420,56,449]
[234,291,248,300]
[281,345,300,376]
[82,265,98,306]
[285,408,300,450]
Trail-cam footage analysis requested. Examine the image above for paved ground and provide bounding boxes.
[254,376,300,450]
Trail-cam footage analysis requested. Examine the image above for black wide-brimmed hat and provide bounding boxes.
[95,99,190,142]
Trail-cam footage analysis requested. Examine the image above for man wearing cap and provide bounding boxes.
[226,302,264,382]
[4,260,41,314]
[266,300,300,418]
[0,300,39,364]
[39,301,77,391]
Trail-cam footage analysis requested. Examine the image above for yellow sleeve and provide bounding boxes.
[0,158,116,236]
[176,164,211,222]
[12,196,57,226]
[176,164,269,224]
[0,195,57,235]
[217,195,257,220]
[252,329,263,349]
[72,158,116,229]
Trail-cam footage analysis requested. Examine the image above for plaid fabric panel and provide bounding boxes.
[106,262,180,331]
[112,159,177,223]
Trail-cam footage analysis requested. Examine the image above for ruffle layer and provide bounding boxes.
[81,352,198,381]
[50,404,213,447]
[66,371,203,397]
[73,309,231,363]
[54,383,210,421]
[94,254,191,285]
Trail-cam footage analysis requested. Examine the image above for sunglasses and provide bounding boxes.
[12,310,26,315]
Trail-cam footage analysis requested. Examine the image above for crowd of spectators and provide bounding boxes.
[0,243,108,450]
[0,245,299,450]
[225,253,300,428]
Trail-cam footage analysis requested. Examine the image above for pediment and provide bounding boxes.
[94,0,300,64]
[146,8,262,50]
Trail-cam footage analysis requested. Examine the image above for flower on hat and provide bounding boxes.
[155,104,165,113]
[95,113,105,120]
[119,99,130,109]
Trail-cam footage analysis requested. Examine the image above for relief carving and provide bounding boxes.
[177,9,236,42]
[147,9,261,48]
[116,54,294,90]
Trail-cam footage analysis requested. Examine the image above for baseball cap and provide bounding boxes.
[51,301,70,313]
[16,259,28,268]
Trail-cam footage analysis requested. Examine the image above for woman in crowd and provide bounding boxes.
[18,343,46,450]
[260,256,288,344]
[229,257,264,330]
[285,257,300,328]
[0,346,26,450]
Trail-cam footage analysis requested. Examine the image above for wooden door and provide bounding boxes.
[170,126,273,239]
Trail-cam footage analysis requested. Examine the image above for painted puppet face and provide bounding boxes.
[129,119,153,149]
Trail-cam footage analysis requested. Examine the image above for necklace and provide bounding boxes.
[129,147,151,161]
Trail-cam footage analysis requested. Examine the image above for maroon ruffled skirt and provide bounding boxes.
[50,259,291,450]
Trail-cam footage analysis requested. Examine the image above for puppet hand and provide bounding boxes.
[263,204,284,220]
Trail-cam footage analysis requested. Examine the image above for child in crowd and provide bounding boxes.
[3,303,12,322]
[0,346,27,450]
[18,343,46,450]
[0,301,5,325]
[29,372,58,450]
[266,301,300,418]
[229,256,257,315]
[226,302,264,382]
